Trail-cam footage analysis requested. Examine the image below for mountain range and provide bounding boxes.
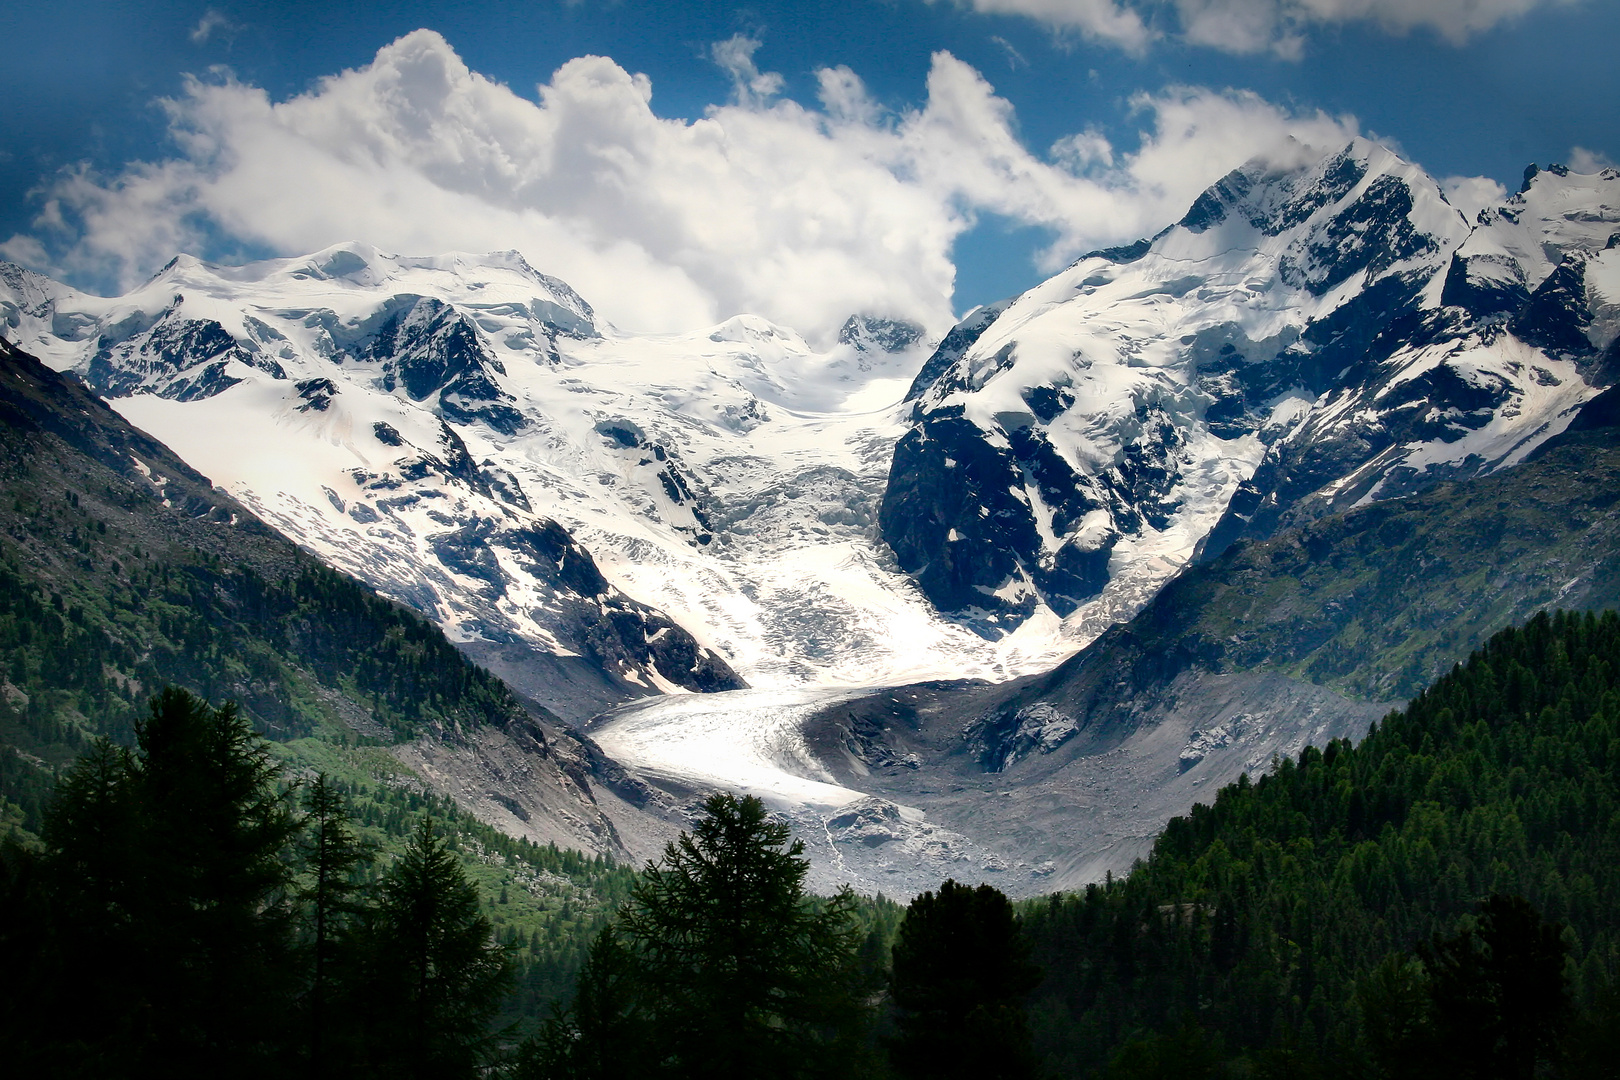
[3,137,1618,891]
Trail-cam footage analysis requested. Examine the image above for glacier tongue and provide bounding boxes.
[3,143,1616,892]
[3,146,1614,699]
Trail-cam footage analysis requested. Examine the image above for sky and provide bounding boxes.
[3,0,1617,342]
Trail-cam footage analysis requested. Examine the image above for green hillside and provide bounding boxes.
[1022,609,1620,1076]
[1075,425,1620,707]
[0,337,635,1018]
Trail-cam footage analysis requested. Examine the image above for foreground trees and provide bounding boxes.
[1020,610,1620,1076]
[0,687,509,1080]
[534,792,877,1079]
[889,879,1043,1080]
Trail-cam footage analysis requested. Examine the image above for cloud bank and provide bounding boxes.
[9,30,1362,339]
[945,0,1578,57]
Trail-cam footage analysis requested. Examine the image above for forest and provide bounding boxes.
[4,611,1618,1077]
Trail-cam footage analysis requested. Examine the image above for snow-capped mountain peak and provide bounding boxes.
[1,239,1076,699]
[882,140,1616,636]
[5,140,1615,706]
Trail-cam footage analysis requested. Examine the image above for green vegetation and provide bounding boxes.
[1020,609,1620,1076]
[0,339,640,1019]
[890,880,1043,1080]
[531,792,884,1079]
[1127,429,1620,701]
[5,343,1620,1077]
[14,612,1618,1077]
[265,737,639,1024]
[2,689,509,1078]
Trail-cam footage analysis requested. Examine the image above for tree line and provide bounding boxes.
[1019,609,1620,1076]
[1,687,509,1079]
[7,609,1620,1077]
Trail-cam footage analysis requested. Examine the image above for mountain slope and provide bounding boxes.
[0,335,674,859]
[5,146,1615,693]
[884,142,1619,637]
[766,402,1620,892]
[1020,608,1620,1074]
[0,249,1081,691]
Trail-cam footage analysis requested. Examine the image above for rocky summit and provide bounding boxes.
[883,140,1620,636]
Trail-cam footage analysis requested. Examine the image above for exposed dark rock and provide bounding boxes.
[903,299,1013,403]
[84,314,286,400]
[1510,253,1593,357]
[880,414,1041,626]
[838,314,924,352]
[1440,249,1529,316]
[295,377,337,412]
[352,294,528,434]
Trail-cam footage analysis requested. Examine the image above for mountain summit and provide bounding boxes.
[883,140,1619,633]
[4,140,1616,693]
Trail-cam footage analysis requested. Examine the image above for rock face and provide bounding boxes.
[802,413,1620,893]
[0,334,687,863]
[6,246,1087,692]
[882,142,1620,634]
[0,250,744,705]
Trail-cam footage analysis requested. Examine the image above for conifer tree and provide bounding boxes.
[524,925,656,1080]
[544,793,873,1079]
[132,687,302,1075]
[298,772,373,1076]
[350,816,511,1080]
[888,880,1042,1080]
[1419,894,1572,1080]
[31,689,301,1076]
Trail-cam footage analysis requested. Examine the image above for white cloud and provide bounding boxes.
[7,31,1360,340]
[944,0,1577,56]
[710,34,785,105]
[990,35,1032,68]
[939,0,1155,51]
[190,9,236,45]
[1568,146,1616,173]
[0,233,49,267]
[1440,174,1508,219]
[1292,0,1575,44]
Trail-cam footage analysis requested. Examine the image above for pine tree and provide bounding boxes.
[132,687,302,1075]
[888,880,1042,1080]
[26,689,301,1076]
[298,772,373,1076]
[1420,894,1572,1080]
[523,925,656,1080]
[550,793,873,1079]
[350,816,511,1080]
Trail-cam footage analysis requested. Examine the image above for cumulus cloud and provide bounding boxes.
[1440,174,1508,219]
[189,9,237,45]
[8,31,1359,339]
[943,0,1577,56]
[1568,146,1616,173]
[945,0,1155,51]
[711,34,786,105]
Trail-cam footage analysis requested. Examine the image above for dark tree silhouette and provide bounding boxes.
[25,689,302,1076]
[524,925,657,1080]
[349,816,511,1080]
[1421,894,1572,1080]
[888,879,1043,1080]
[131,687,302,1074]
[538,792,873,1079]
[298,772,374,1076]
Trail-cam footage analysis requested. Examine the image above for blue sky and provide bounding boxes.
[4,0,1616,336]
